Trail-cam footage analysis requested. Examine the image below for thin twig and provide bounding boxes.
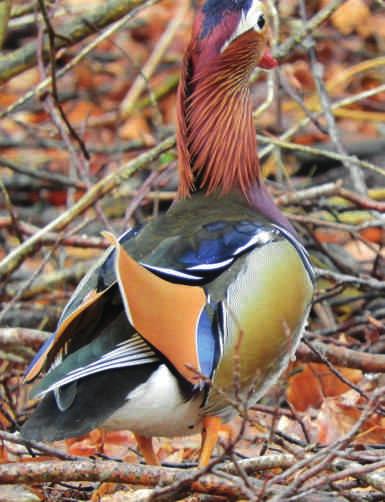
[37,0,90,160]
[0,431,81,461]
[0,136,175,280]
[300,0,367,195]
[0,0,160,118]
[0,0,161,85]
[120,0,189,117]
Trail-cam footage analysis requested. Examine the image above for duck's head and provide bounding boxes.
[177,0,278,199]
[192,0,277,73]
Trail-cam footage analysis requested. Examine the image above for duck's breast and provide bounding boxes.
[205,238,313,415]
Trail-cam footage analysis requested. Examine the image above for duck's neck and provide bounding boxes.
[177,30,261,200]
[176,28,296,234]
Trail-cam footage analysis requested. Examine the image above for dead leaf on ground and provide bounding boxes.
[287,362,362,412]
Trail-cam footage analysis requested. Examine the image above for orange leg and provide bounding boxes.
[91,432,115,502]
[134,434,160,465]
[91,483,115,502]
[91,434,158,501]
[95,429,106,454]
[219,423,234,442]
[199,416,222,468]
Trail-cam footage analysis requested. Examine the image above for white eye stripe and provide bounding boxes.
[221,1,266,53]
[241,0,266,31]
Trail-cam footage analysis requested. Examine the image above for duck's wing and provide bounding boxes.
[24,227,142,384]
[24,285,117,383]
[30,313,158,402]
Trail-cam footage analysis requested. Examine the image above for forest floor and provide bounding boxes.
[0,0,384,500]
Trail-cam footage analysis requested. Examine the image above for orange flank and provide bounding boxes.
[104,232,206,385]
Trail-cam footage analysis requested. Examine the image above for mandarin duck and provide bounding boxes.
[22,0,314,467]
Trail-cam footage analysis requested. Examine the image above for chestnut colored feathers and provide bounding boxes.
[177,22,269,199]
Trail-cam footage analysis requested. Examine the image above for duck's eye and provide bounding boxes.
[257,14,265,30]
[220,2,267,53]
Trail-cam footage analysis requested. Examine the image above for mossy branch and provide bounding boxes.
[0,0,11,48]
[0,0,153,84]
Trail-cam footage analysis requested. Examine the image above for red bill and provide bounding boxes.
[258,48,278,69]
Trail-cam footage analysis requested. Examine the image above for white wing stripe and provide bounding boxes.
[142,264,203,281]
[66,355,157,378]
[187,258,233,271]
[101,341,150,359]
[36,356,158,397]
[66,351,156,375]
[35,334,159,398]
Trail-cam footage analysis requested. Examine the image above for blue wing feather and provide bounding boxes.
[196,308,220,379]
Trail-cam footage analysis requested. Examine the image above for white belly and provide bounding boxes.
[102,364,204,437]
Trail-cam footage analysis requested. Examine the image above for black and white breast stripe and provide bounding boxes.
[272,224,315,282]
[141,226,283,284]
